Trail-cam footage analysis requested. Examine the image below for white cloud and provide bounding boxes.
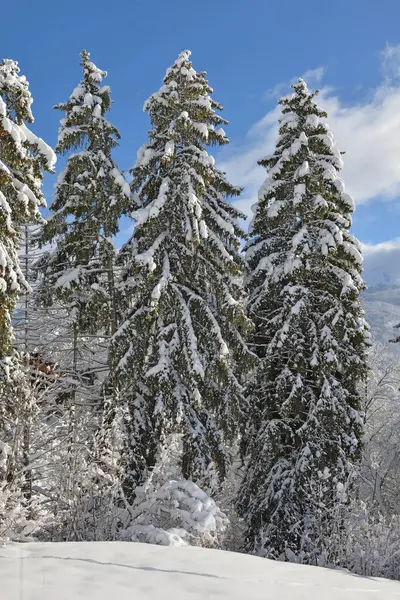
[363,238,400,256]
[363,238,400,287]
[219,54,400,222]
[266,67,325,99]
[301,66,325,85]
[381,43,400,83]
[265,81,288,100]
[321,87,400,204]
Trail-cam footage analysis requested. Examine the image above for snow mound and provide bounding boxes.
[1,542,399,599]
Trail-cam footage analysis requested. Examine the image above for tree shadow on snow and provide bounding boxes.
[24,555,228,581]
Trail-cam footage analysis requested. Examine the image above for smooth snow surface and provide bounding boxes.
[1,542,399,599]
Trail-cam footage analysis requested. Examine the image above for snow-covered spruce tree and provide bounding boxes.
[0,59,55,536]
[112,50,253,498]
[40,50,130,420]
[0,59,55,367]
[237,79,370,561]
[39,50,130,539]
[41,49,130,335]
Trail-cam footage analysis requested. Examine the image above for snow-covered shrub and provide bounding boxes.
[0,472,42,543]
[0,480,25,542]
[121,478,228,547]
[121,523,187,547]
[322,503,400,580]
[120,434,229,547]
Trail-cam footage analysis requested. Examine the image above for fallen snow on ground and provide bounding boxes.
[1,542,399,599]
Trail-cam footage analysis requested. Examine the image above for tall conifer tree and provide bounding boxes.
[0,58,55,525]
[41,50,130,334]
[112,50,253,496]
[0,59,55,371]
[39,51,130,535]
[40,49,130,458]
[237,79,370,561]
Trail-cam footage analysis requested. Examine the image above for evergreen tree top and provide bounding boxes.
[260,78,343,176]
[0,58,56,175]
[41,50,130,332]
[48,49,130,222]
[132,49,244,248]
[0,58,55,364]
[54,50,118,156]
[279,78,327,117]
[249,77,358,273]
[81,49,107,84]
[141,49,228,146]
[0,59,34,124]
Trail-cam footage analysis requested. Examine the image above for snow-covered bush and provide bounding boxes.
[0,474,40,543]
[321,503,400,580]
[0,480,24,542]
[121,478,228,547]
[121,523,187,547]
[120,434,229,547]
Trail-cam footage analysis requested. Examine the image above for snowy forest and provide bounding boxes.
[0,47,399,581]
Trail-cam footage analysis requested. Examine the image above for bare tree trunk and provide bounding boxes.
[107,255,117,338]
[22,225,32,503]
[67,325,79,461]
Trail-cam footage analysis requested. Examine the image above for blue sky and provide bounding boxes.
[4,0,400,284]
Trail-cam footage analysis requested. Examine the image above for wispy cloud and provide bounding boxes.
[265,66,325,99]
[219,49,400,224]
[381,42,400,83]
[301,66,325,85]
[363,238,400,256]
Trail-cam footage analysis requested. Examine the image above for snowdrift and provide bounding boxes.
[1,542,399,599]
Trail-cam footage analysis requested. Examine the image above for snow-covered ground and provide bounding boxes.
[1,542,399,599]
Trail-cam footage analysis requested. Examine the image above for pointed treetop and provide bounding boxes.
[290,77,310,94]
[278,77,327,119]
[249,76,360,288]
[0,59,56,171]
[0,58,33,123]
[54,51,115,154]
[141,49,229,147]
[80,49,107,84]
[168,49,192,68]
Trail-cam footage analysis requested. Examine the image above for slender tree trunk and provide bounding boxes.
[65,324,80,539]
[22,225,32,503]
[67,325,79,462]
[107,254,117,338]
[102,251,119,429]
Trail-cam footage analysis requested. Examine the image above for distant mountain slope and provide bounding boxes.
[363,285,400,350]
